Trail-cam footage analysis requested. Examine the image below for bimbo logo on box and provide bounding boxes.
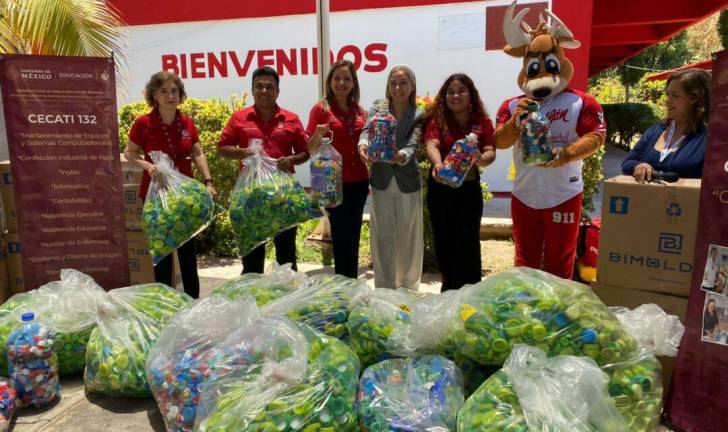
[607,232,691,273]
[658,233,683,254]
[124,190,137,204]
[129,258,141,272]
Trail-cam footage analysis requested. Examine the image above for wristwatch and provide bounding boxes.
[204,178,213,186]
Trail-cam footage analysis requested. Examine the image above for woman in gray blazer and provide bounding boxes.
[358,65,424,289]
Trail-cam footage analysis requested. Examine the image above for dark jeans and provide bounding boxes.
[242,227,298,274]
[328,180,369,278]
[427,176,483,291]
[154,238,200,299]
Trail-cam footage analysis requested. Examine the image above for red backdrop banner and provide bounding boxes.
[0,54,129,290]
[666,49,728,431]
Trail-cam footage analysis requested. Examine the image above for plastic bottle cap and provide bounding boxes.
[21,313,34,322]
[527,101,539,112]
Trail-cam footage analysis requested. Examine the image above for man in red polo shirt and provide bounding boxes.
[218,67,309,273]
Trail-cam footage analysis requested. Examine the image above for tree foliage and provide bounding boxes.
[719,9,728,50]
[0,0,127,76]
[618,32,693,100]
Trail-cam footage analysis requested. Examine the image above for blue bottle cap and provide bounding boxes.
[21,312,34,322]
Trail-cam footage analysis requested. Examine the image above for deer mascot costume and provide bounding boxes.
[494,1,606,279]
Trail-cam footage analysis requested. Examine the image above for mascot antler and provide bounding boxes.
[503,4,531,56]
[545,9,581,48]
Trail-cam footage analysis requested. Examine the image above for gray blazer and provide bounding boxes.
[359,100,423,193]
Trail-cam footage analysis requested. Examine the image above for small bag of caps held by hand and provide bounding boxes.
[85,283,192,397]
[262,274,372,340]
[142,151,215,265]
[366,100,398,162]
[0,269,105,377]
[519,101,554,166]
[358,355,465,432]
[146,295,262,431]
[7,312,60,408]
[427,267,638,368]
[194,317,360,431]
[229,139,320,257]
[0,379,16,432]
[438,132,480,188]
[212,263,307,305]
[347,288,418,368]
[310,136,343,209]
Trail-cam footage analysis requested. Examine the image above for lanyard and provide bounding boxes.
[659,121,683,163]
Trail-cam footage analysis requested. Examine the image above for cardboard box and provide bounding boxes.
[591,282,689,323]
[120,153,144,185]
[126,230,182,289]
[597,176,700,297]
[0,161,17,233]
[3,232,23,293]
[2,231,180,292]
[659,356,676,399]
[124,183,143,231]
[0,237,10,302]
[126,230,155,285]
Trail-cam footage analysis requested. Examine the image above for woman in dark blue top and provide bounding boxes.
[622,68,711,182]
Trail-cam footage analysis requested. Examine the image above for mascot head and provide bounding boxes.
[503,1,581,101]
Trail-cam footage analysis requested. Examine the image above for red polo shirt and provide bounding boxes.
[128,109,198,199]
[424,113,495,160]
[306,101,368,183]
[218,105,308,172]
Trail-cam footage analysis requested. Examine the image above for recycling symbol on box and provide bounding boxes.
[666,202,682,217]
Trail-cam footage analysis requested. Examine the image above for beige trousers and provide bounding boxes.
[370,180,423,289]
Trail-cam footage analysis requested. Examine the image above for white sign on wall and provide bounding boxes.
[117,0,552,191]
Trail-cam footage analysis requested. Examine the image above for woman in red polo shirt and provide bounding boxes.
[307,60,368,278]
[124,71,217,299]
[424,73,496,291]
